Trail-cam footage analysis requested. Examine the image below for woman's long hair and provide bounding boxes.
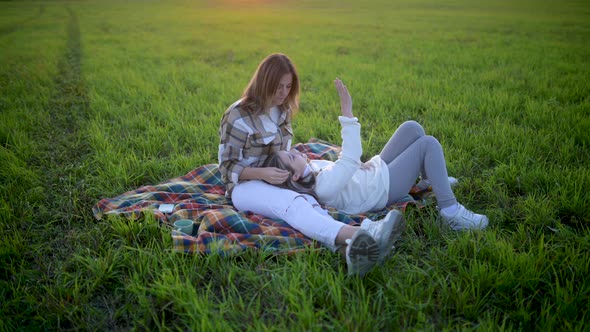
[241,53,300,118]
[263,151,318,199]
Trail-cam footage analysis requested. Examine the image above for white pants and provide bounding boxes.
[232,180,346,251]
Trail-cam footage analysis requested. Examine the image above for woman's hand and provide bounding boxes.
[260,167,290,184]
[334,78,353,118]
[239,167,290,184]
[360,162,374,171]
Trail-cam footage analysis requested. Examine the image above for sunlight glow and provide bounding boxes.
[217,0,274,6]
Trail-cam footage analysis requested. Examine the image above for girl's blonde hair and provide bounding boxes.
[241,53,300,117]
[263,151,317,199]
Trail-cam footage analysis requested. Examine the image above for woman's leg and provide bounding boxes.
[232,180,347,251]
[233,181,405,274]
[385,136,457,209]
[379,120,426,164]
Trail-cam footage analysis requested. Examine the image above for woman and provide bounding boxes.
[264,79,488,231]
[217,53,403,276]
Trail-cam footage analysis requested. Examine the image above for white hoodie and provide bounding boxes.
[310,116,389,214]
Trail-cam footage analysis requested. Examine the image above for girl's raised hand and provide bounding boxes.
[334,79,353,118]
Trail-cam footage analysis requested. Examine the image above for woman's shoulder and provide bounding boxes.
[224,99,243,113]
[221,100,264,134]
[222,100,249,121]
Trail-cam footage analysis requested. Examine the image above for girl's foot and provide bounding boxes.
[416,176,458,192]
[345,229,380,277]
[440,204,488,230]
[360,209,405,264]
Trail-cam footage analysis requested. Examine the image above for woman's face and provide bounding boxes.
[272,73,293,107]
[277,149,307,179]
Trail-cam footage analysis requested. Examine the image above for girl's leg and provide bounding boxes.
[379,120,426,164]
[232,180,346,251]
[385,136,457,209]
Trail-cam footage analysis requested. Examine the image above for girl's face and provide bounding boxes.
[272,73,293,107]
[277,149,307,180]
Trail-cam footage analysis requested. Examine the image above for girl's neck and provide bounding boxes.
[303,164,311,177]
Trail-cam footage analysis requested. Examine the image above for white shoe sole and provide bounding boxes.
[346,229,379,277]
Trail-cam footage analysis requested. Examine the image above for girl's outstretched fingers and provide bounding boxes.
[334,78,353,118]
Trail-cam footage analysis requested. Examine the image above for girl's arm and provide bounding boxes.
[314,117,362,198]
[314,80,363,199]
[335,79,353,118]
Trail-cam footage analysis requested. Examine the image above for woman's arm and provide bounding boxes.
[240,166,289,184]
[218,107,288,186]
[218,107,250,186]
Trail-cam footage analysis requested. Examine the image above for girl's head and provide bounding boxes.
[242,53,300,115]
[263,150,316,195]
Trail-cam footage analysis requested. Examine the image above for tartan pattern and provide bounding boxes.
[92,139,432,255]
[218,102,293,196]
[292,138,341,161]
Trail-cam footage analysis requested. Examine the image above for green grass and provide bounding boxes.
[1,0,589,330]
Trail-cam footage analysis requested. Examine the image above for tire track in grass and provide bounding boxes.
[36,5,117,328]
[35,9,127,328]
[31,4,97,277]
[5,6,96,330]
[41,6,93,227]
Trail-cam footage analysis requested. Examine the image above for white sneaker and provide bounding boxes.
[360,209,405,264]
[345,229,380,277]
[416,176,458,191]
[440,204,488,231]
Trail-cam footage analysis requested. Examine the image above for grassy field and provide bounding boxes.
[1,0,589,330]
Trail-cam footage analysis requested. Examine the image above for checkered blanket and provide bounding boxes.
[92,139,432,254]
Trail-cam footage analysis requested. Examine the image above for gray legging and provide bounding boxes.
[379,121,457,209]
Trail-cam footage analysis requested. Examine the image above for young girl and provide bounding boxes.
[264,79,488,231]
[218,54,404,276]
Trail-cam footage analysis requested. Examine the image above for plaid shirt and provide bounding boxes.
[218,100,293,196]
